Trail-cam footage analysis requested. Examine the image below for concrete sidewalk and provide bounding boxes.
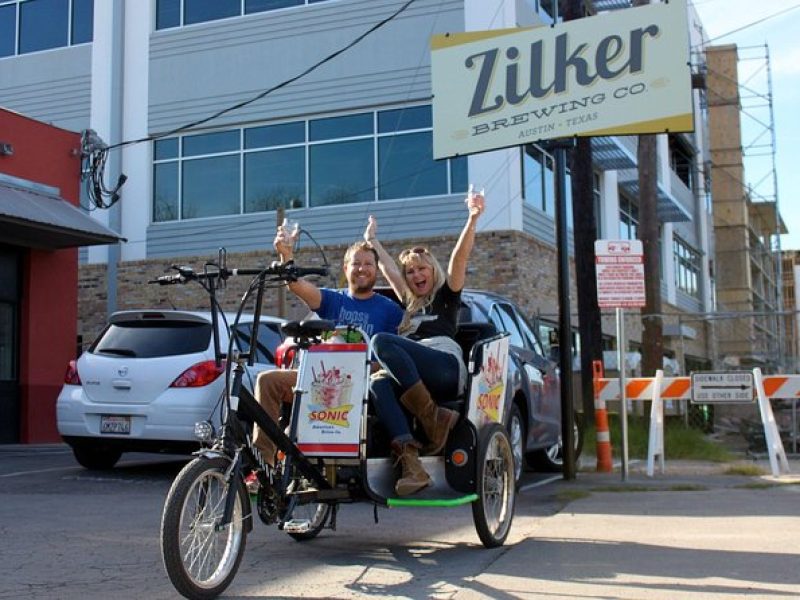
[454,458,800,600]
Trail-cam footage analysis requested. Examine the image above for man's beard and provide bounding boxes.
[350,275,375,294]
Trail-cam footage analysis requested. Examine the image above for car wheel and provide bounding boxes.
[71,443,123,470]
[531,413,583,473]
[506,403,525,485]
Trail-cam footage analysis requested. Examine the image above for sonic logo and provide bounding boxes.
[309,405,353,428]
[476,345,506,425]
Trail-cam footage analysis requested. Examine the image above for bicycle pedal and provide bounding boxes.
[283,519,311,533]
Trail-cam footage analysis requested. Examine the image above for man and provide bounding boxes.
[253,223,404,466]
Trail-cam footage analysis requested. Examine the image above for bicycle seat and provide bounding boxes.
[281,319,335,338]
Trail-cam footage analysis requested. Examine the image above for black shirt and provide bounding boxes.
[406,281,461,341]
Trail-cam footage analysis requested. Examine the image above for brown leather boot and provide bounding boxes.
[391,439,431,496]
[399,381,458,456]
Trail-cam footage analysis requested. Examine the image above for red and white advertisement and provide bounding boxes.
[595,239,646,308]
[295,343,369,457]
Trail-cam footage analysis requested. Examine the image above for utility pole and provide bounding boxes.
[561,0,603,427]
[633,0,663,382]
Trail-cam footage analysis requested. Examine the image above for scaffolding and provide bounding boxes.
[736,45,786,370]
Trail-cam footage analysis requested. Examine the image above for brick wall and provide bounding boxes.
[77,231,706,364]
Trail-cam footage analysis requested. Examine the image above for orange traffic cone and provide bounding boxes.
[593,360,613,472]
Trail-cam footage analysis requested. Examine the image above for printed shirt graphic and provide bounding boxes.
[406,282,461,340]
[317,288,403,338]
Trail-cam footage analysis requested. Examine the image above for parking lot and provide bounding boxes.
[2,445,798,600]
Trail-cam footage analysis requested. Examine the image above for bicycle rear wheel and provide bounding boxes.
[161,456,248,599]
[472,423,516,548]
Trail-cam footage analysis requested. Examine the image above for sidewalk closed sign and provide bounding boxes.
[595,239,645,308]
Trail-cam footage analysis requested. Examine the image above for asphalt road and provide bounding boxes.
[0,445,563,600]
[3,446,798,600]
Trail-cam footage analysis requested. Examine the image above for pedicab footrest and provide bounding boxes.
[386,494,478,508]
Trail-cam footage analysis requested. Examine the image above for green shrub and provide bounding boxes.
[582,414,732,462]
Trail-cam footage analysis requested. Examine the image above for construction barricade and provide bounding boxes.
[592,368,795,477]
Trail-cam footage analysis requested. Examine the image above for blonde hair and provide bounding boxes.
[397,247,446,335]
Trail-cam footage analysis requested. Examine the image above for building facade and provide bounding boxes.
[0,0,734,435]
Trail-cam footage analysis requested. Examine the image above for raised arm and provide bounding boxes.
[364,215,409,302]
[447,189,484,292]
[275,222,322,311]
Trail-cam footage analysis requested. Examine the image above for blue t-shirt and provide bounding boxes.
[316,289,403,338]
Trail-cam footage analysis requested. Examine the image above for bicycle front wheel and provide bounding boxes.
[160,456,248,600]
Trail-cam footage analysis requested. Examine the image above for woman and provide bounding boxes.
[365,189,484,496]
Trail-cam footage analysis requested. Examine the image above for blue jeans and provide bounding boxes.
[369,333,460,443]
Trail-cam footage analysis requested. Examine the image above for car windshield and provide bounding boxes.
[90,321,212,358]
[231,322,283,364]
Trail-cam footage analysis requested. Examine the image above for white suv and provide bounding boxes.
[57,310,284,469]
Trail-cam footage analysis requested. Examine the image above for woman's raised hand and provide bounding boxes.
[364,214,378,243]
[466,185,485,218]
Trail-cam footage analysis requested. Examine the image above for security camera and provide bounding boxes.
[0,142,13,156]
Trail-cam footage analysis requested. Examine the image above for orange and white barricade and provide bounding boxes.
[595,370,796,477]
[595,372,691,476]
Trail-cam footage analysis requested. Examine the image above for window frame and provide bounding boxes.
[151,104,467,223]
[0,0,92,58]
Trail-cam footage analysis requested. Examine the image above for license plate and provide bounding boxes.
[100,415,131,435]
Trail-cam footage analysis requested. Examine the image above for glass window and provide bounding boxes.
[514,310,545,357]
[182,131,239,157]
[0,5,15,58]
[378,105,432,133]
[71,0,93,44]
[309,113,372,142]
[245,147,305,213]
[182,155,240,218]
[155,138,179,161]
[309,139,374,206]
[19,0,68,55]
[674,236,701,298]
[91,320,212,358]
[184,0,239,25]
[523,148,544,210]
[153,162,179,222]
[156,0,180,29]
[450,156,468,194]
[151,104,463,222]
[231,321,284,364]
[245,122,304,149]
[543,153,555,216]
[495,304,526,348]
[378,132,447,200]
[245,0,303,13]
[592,171,602,238]
[619,194,638,240]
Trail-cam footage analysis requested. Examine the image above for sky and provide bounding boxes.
[691,0,800,250]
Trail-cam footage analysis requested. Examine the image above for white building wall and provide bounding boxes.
[120,0,152,261]
[86,0,119,265]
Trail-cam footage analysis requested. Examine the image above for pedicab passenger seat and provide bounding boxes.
[438,322,499,414]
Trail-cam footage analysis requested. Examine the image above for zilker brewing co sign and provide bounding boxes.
[430,0,693,159]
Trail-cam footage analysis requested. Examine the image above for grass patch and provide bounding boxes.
[724,464,766,477]
[589,484,708,493]
[735,481,780,490]
[583,415,733,462]
[555,489,591,503]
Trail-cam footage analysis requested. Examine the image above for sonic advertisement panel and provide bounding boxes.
[430,0,693,159]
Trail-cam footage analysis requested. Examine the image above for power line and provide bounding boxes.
[692,2,800,48]
[83,0,421,209]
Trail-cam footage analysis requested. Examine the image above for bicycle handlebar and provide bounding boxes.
[148,261,328,285]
